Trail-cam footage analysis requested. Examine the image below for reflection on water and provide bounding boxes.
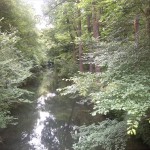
[0,90,148,150]
[29,93,58,150]
[0,92,73,150]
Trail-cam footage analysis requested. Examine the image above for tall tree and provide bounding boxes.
[0,0,45,128]
[77,1,84,72]
[56,0,150,149]
[0,0,43,63]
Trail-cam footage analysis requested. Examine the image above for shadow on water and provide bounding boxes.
[0,70,76,150]
[0,70,149,150]
[0,92,75,150]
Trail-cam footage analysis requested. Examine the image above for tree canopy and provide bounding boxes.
[44,0,150,149]
[0,0,46,128]
[0,0,150,149]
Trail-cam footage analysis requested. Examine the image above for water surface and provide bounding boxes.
[0,71,149,150]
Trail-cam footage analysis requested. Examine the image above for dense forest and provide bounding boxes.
[0,0,47,128]
[0,0,150,150]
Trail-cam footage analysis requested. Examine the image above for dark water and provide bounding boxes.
[0,93,75,150]
[0,69,97,150]
[0,71,149,150]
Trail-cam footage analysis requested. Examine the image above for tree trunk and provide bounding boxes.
[92,4,100,40]
[87,13,94,72]
[79,42,83,72]
[87,14,92,33]
[92,2,100,72]
[145,7,150,41]
[77,8,83,72]
[134,15,139,48]
[66,16,77,61]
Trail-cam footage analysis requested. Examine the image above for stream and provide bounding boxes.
[0,71,149,150]
[0,70,75,150]
[0,91,75,150]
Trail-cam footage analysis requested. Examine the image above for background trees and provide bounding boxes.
[0,0,46,128]
[0,25,33,128]
[0,0,45,63]
[0,0,149,148]
[44,0,150,149]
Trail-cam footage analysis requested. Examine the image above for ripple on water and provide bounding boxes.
[28,93,56,150]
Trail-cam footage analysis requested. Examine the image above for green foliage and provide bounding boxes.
[0,0,45,64]
[0,26,32,128]
[72,119,127,150]
[43,26,78,79]
[58,72,100,96]
[0,111,13,128]
[45,0,150,149]
[0,0,46,128]
[58,34,150,150]
[62,42,149,127]
[54,53,78,78]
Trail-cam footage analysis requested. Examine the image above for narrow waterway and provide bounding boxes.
[0,92,75,150]
[0,71,75,150]
[0,71,149,150]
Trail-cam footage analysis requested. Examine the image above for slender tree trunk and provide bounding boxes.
[89,58,94,72]
[66,16,77,61]
[67,18,74,41]
[134,15,139,48]
[65,5,83,70]
[79,42,83,72]
[87,14,92,33]
[87,14,94,72]
[92,2,100,72]
[92,4,100,40]
[77,8,83,72]
[145,6,150,41]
